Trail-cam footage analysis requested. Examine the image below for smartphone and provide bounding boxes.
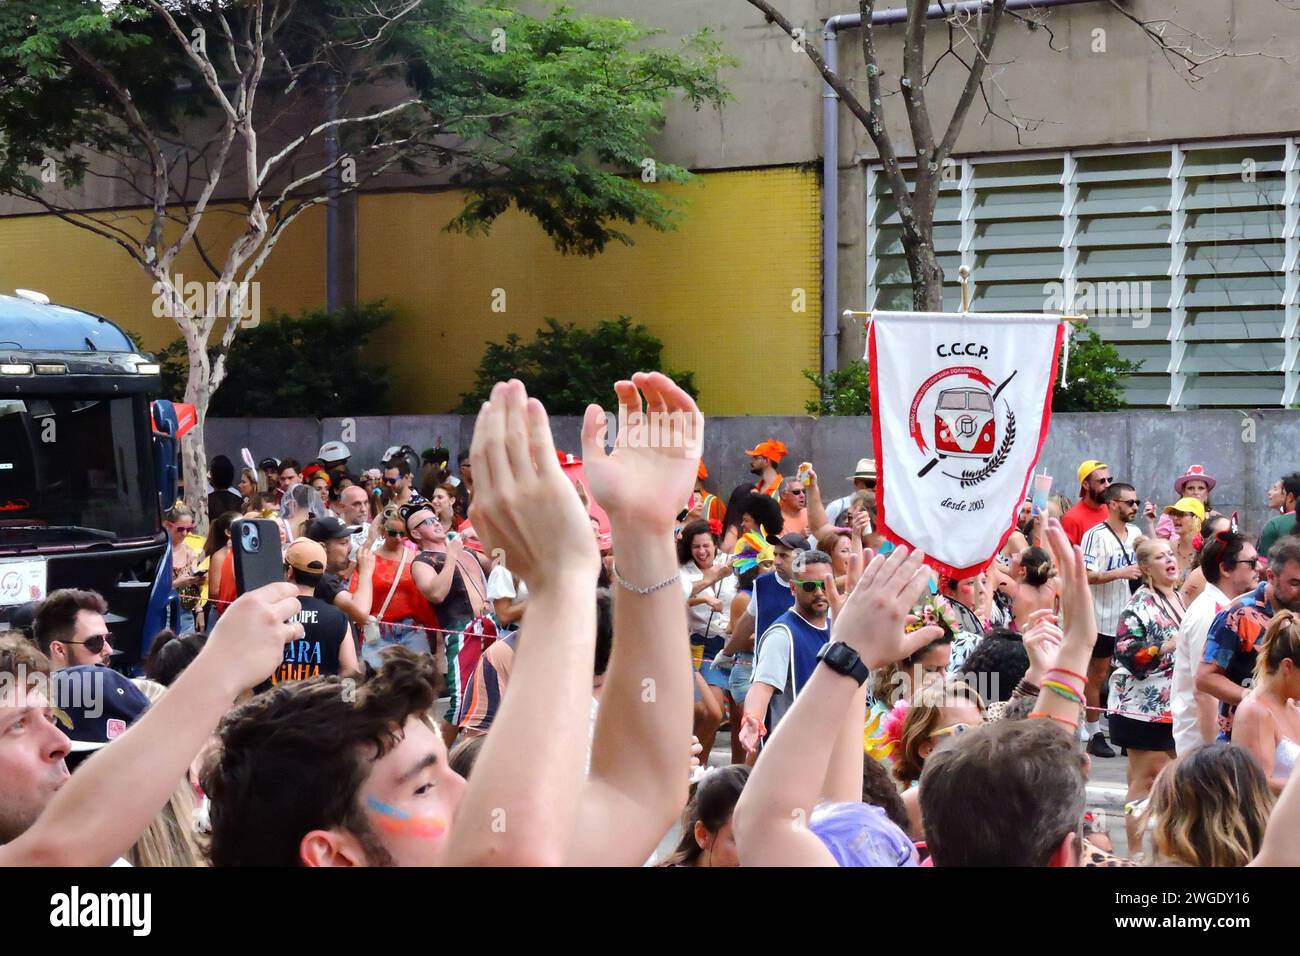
[232,518,284,595]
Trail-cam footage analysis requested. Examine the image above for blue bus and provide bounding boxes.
[0,289,179,666]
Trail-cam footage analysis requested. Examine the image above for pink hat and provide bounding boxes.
[1173,464,1216,497]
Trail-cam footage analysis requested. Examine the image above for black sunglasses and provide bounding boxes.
[67,635,110,654]
[383,476,400,485]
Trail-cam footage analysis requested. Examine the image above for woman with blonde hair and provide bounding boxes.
[1110,536,1183,856]
[879,677,986,839]
[1146,743,1272,867]
[128,679,206,867]
[1231,609,1300,794]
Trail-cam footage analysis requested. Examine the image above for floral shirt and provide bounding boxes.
[1110,587,1182,724]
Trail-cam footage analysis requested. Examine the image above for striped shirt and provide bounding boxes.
[1081,520,1141,635]
[456,633,519,736]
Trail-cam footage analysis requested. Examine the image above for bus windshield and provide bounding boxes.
[0,395,158,546]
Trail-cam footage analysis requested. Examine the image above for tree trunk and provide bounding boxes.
[180,394,211,533]
[180,333,212,532]
[903,232,944,311]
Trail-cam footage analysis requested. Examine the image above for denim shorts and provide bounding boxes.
[363,619,431,670]
[728,652,754,706]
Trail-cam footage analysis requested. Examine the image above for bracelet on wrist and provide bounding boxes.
[612,562,681,595]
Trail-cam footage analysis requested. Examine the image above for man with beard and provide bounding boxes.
[739,549,834,755]
[742,439,787,500]
[1062,460,1112,546]
[1197,537,1300,741]
[1173,532,1259,754]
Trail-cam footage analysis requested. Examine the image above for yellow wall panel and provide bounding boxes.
[0,168,820,415]
[358,167,821,415]
[0,204,326,353]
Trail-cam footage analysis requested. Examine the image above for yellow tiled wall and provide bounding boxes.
[0,167,821,414]
[359,166,821,415]
[0,203,326,351]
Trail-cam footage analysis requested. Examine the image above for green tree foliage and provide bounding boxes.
[0,1,733,256]
[1051,328,1143,412]
[153,302,394,417]
[457,316,698,414]
[803,329,1140,416]
[803,360,872,416]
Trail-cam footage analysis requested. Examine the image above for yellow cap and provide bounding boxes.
[1163,497,1206,521]
[1077,460,1108,485]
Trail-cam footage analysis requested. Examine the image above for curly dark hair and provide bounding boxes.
[959,628,1029,703]
[202,646,439,867]
[676,519,718,567]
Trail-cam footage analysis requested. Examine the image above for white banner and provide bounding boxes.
[868,312,1065,578]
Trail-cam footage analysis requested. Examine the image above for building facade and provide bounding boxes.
[0,0,1296,412]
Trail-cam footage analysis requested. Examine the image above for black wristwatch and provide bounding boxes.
[816,642,869,685]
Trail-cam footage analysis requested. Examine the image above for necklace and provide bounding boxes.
[1151,586,1185,626]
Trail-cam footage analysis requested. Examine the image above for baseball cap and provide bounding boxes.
[306,515,353,542]
[318,441,350,463]
[766,531,808,551]
[1077,460,1108,484]
[284,539,328,574]
[744,439,788,464]
[1163,497,1207,521]
[258,456,281,471]
[51,666,150,754]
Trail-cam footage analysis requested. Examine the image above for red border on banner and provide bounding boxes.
[868,318,1066,580]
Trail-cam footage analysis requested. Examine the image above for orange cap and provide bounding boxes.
[743,439,788,464]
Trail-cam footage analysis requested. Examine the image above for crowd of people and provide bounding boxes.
[3,373,1300,869]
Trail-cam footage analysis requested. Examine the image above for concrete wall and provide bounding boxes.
[205,408,1297,539]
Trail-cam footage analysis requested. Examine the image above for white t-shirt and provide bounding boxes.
[680,557,737,639]
[1172,581,1228,755]
[487,565,529,603]
[1081,520,1141,635]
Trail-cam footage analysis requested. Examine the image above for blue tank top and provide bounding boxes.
[770,606,832,699]
[753,571,795,638]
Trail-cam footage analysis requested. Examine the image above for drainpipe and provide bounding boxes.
[819,0,1101,380]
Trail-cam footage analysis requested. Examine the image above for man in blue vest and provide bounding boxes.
[738,547,833,756]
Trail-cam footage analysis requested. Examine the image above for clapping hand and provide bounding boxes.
[831,547,944,670]
[580,372,704,534]
[468,380,600,592]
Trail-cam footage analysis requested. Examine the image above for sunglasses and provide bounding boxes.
[383,477,400,485]
[410,516,437,533]
[787,488,807,496]
[930,722,972,740]
[1117,499,1139,507]
[385,527,405,537]
[66,635,110,654]
[792,578,826,593]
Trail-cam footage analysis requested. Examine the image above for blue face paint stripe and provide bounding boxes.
[366,795,411,821]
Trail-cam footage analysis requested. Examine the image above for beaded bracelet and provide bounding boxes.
[1029,711,1079,731]
[613,562,683,595]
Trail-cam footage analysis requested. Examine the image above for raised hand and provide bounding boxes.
[1021,608,1063,685]
[468,380,600,592]
[580,372,704,534]
[203,582,303,694]
[831,547,944,670]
